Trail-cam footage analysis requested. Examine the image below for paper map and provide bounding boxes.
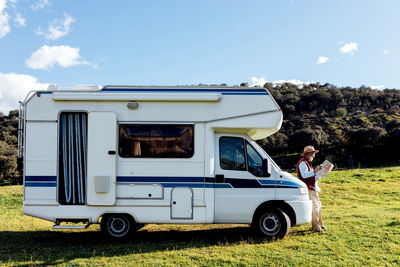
[316,160,334,178]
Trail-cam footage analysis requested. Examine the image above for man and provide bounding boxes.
[296,145,325,232]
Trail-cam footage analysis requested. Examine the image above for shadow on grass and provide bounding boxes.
[1,225,318,265]
[0,226,276,265]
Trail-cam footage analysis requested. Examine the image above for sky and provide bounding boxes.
[0,0,399,112]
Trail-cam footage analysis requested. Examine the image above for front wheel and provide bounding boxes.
[255,208,291,239]
[101,214,133,239]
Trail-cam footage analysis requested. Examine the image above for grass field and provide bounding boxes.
[0,167,399,266]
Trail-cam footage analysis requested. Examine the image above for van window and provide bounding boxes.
[219,137,246,171]
[119,125,194,158]
[246,141,265,177]
[219,137,267,177]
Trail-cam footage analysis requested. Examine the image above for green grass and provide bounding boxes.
[1,167,399,266]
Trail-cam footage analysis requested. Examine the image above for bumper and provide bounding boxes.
[286,199,312,225]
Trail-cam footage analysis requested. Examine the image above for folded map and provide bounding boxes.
[316,160,334,178]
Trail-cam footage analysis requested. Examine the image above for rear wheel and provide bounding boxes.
[101,214,133,239]
[255,208,291,239]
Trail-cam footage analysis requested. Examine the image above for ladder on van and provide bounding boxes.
[17,101,24,158]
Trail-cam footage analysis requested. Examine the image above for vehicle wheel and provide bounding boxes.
[101,214,132,239]
[255,208,291,239]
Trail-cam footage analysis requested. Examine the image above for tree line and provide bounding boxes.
[0,110,20,185]
[257,82,400,170]
[0,83,399,184]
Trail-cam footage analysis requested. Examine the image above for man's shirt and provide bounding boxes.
[299,161,320,192]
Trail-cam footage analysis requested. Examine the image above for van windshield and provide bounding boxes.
[250,140,282,172]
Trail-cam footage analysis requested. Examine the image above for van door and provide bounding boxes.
[87,111,117,206]
[214,134,276,223]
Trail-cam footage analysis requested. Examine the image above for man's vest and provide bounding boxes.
[296,158,316,191]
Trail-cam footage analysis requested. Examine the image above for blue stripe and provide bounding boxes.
[43,89,268,95]
[23,175,299,189]
[225,178,268,189]
[258,179,275,185]
[117,176,204,183]
[222,93,268,95]
[162,183,232,188]
[25,176,57,182]
[116,181,233,189]
[277,181,302,187]
[258,180,301,188]
[25,182,56,187]
[205,177,214,183]
[117,176,276,189]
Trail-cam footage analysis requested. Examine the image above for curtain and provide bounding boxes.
[59,112,87,205]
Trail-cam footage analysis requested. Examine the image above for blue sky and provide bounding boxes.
[0,0,399,112]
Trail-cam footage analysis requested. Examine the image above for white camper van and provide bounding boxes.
[18,85,311,239]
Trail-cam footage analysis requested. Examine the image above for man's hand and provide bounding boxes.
[315,165,322,172]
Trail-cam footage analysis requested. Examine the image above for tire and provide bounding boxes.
[255,208,291,239]
[101,214,133,239]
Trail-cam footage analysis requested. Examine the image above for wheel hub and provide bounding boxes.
[261,214,281,236]
[110,218,127,234]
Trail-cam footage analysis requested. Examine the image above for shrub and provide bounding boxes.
[335,108,347,117]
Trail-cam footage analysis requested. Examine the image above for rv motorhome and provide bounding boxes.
[19,85,312,239]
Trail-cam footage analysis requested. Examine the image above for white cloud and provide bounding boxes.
[340,42,358,54]
[0,0,10,38]
[316,56,329,65]
[250,77,314,88]
[31,0,50,10]
[251,77,268,87]
[0,0,6,11]
[0,72,48,112]
[25,45,89,70]
[370,85,385,90]
[14,12,25,27]
[272,79,314,87]
[383,50,389,55]
[39,13,75,40]
[34,27,44,36]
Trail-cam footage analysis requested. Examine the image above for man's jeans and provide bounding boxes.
[308,189,323,232]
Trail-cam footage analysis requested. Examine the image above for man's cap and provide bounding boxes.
[301,145,319,156]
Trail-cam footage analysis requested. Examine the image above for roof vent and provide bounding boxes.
[47,85,102,91]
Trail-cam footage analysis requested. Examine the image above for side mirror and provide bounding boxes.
[262,158,271,177]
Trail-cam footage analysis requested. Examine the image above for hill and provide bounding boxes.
[257,83,400,170]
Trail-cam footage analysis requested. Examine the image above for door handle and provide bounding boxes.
[108,150,116,155]
[215,174,225,183]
